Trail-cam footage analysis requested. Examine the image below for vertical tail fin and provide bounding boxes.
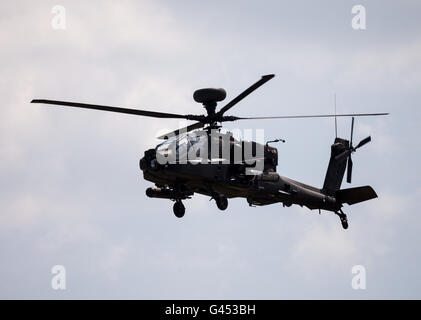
[322,138,349,195]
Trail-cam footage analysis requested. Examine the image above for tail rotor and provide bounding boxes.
[334,117,371,184]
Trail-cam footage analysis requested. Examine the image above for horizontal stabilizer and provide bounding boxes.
[336,186,377,205]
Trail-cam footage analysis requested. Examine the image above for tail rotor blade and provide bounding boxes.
[356,136,371,149]
[346,156,353,183]
[335,150,351,162]
[350,117,354,148]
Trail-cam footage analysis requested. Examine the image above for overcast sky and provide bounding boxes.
[1,0,420,299]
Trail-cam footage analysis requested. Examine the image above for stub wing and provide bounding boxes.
[336,186,378,205]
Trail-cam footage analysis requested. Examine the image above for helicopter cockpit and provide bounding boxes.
[155,130,276,172]
[156,131,209,164]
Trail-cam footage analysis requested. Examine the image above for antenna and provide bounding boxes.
[266,138,286,146]
[334,93,337,138]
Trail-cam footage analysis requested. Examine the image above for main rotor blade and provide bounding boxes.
[234,112,389,120]
[157,122,204,139]
[31,99,191,119]
[217,74,275,116]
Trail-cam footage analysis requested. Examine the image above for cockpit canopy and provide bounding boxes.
[155,130,278,172]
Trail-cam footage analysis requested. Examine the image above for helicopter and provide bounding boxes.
[31,74,388,229]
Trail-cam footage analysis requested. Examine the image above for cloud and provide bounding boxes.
[292,224,358,266]
[339,41,421,93]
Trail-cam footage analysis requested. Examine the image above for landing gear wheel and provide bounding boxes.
[173,201,185,218]
[216,196,228,211]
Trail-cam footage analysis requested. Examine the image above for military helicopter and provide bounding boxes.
[31,74,388,229]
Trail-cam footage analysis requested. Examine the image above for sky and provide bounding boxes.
[0,0,420,299]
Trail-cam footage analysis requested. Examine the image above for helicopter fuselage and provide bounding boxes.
[141,159,339,211]
[139,131,340,213]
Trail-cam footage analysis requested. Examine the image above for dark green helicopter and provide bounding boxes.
[31,74,388,229]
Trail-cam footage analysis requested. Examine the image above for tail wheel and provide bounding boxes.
[173,201,185,218]
[341,217,348,229]
[337,211,348,229]
[216,196,228,211]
